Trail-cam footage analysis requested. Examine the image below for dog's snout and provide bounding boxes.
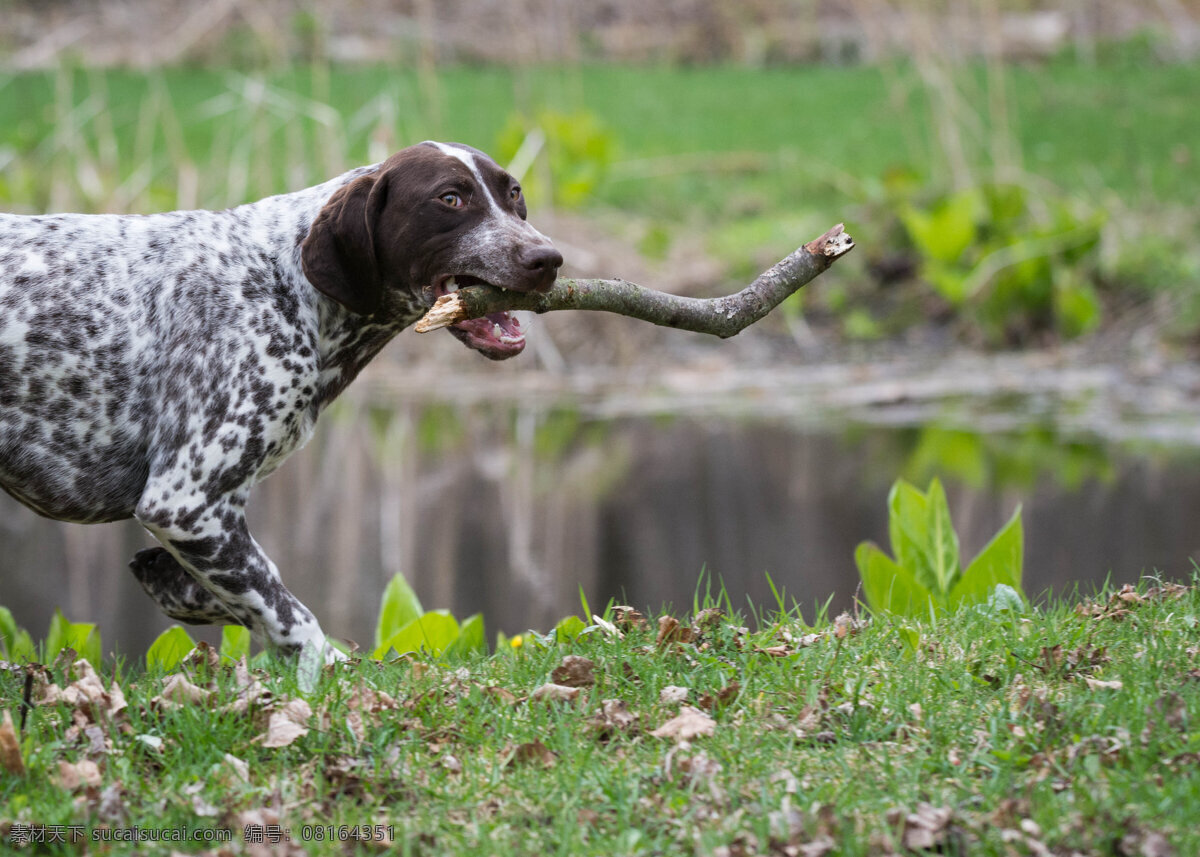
[521,245,564,274]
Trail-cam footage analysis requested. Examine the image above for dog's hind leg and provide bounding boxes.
[128,547,241,625]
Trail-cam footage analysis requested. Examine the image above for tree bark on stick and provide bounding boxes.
[415,223,854,338]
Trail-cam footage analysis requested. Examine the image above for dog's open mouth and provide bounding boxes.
[434,275,525,361]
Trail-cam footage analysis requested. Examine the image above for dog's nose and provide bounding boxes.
[520,245,564,274]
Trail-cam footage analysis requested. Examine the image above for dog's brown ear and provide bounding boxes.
[301,172,388,315]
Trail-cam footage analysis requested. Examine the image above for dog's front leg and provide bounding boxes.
[135,491,336,661]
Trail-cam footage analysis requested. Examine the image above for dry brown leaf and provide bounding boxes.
[223,753,250,782]
[693,608,725,631]
[441,753,463,774]
[182,640,220,676]
[797,836,836,857]
[346,686,398,714]
[793,704,823,739]
[656,615,695,646]
[259,713,308,748]
[901,803,954,850]
[155,673,213,707]
[551,655,596,688]
[587,699,640,739]
[612,606,648,631]
[55,758,102,791]
[42,660,128,720]
[650,705,716,741]
[0,709,24,776]
[699,682,740,711]
[224,658,272,715]
[335,706,363,742]
[756,644,792,657]
[1085,677,1124,691]
[258,698,313,748]
[508,740,556,767]
[483,685,519,705]
[659,685,689,705]
[530,683,580,703]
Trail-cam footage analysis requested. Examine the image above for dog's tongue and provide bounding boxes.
[448,311,525,360]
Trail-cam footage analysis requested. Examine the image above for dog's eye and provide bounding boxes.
[510,186,522,201]
[440,192,464,208]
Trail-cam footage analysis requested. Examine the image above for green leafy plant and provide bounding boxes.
[44,609,102,667]
[897,182,1105,343]
[855,477,1023,616]
[372,574,486,660]
[0,606,36,662]
[145,624,254,671]
[496,109,616,209]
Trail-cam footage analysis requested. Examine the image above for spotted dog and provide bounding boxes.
[0,142,562,659]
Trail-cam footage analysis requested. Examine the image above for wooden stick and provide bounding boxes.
[415,223,854,338]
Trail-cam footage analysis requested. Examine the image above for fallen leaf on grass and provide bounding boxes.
[222,753,250,782]
[55,758,102,791]
[153,673,212,708]
[587,699,640,739]
[0,710,24,775]
[657,616,695,646]
[508,740,555,767]
[659,685,689,704]
[259,713,308,748]
[551,655,596,687]
[670,750,726,802]
[39,660,128,719]
[257,699,313,748]
[756,644,793,657]
[530,683,581,703]
[699,682,740,711]
[1085,677,1124,691]
[441,753,463,774]
[897,803,954,850]
[483,685,518,705]
[612,606,648,631]
[182,640,220,677]
[650,705,716,741]
[693,608,725,631]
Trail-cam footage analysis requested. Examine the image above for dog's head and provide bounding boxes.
[301,141,562,360]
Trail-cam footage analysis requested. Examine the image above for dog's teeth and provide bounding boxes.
[445,277,458,293]
[493,323,503,337]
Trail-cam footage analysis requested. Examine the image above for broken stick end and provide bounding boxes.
[414,294,465,333]
[804,223,854,259]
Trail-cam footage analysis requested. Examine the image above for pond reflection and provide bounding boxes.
[2,374,1198,658]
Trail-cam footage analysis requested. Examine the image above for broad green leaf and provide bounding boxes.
[899,190,980,264]
[0,607,35,662]
[927,263,970,306]
[925,478,961,594]
[8,629,35,662]
[855,542,931,616]
[45,610,102,667]
[220,625,251,661]
[554,615,588,642]
[897,625,921,656]
[888,480,937,592]
[0,606,19,656]
[1054,274,1102,339]
[950,505,1024,607]
[374,611,459,659]
[375,574,424,649]
[983,584,1026,615]
[146,625,197,671]
[444,613,486,659]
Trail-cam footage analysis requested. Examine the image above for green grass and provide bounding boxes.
[0,60,1195,216]
[3,578,1198,855]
